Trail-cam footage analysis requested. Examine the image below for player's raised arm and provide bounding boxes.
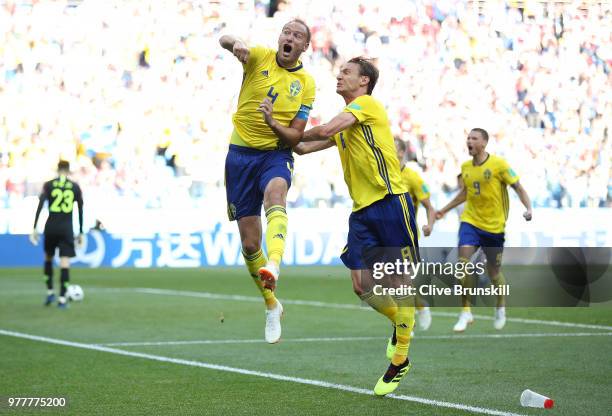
[219,35,249,64]
[435,186,467,219]
[302,112,357,142]
[511,181,533,221]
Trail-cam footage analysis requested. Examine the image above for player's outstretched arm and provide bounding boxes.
[219,35,249,64]
[302,112,357,142]
[420,197,436,236]
[511,181,532,221]
[293,140,336,155]
[435,187,467,219]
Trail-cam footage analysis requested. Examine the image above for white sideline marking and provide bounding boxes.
[118,287,612,331]
[99,332,612,347]
[0,329,525,416]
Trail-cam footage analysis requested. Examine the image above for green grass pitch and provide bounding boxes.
[1,267,611,415]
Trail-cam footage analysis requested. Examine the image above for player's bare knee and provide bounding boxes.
[241,240,261,255]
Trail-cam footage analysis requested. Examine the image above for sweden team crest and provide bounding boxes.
[289,80,302,97]
[484,169,492,180]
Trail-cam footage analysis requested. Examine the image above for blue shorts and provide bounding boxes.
[458,222,505,266]
[225,144,293,221]
[341,193,420,270]
[458,222,505,248]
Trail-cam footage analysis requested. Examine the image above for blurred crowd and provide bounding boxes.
[1,0,610,214]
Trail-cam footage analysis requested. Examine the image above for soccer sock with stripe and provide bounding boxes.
[265,205,288,266]
[490,271,507,308]
[458,256,475,312]
[44,260,53,291]
[392,295,415,366]
[243,249,277,310]
[359,291,398,323]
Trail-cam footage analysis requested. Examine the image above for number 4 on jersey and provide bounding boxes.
[267,86,278,104]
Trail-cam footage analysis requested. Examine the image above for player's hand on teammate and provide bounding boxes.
[29,229,40,246]
[258,98,275,126]
[232,40,249,64]
[434,210,445,220]
[422,225,432,237]
[523,210,532,221]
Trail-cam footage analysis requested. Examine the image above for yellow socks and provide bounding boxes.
[392,295,415,366]
[359,291,398,323]
[265,205,288,266]
[490,271,507,307]
[242,249,277,309]
[458,256,475,309]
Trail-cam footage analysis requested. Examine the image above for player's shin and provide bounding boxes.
[392,295,415,366]
[243,249,277,309]
[458,256,475,311]
[59,268,69,302]
[44,260,53,290]
[490,271,506,308]
[359,291,398,323]
[265,205,288,266]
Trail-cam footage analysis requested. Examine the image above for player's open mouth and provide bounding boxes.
[282,44,292,56]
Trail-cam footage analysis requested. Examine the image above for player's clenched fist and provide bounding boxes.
[232,40,249,64]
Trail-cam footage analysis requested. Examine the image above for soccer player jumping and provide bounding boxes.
[295,57,418,396]
[219,20,316,343]
[436,128,532,331]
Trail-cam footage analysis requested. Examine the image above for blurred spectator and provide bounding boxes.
[1,0,610,212]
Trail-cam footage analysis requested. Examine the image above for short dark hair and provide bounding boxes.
[287,18,311,44]
[348,57,379,95]
[58,160,70,171]
[471,128,489,141]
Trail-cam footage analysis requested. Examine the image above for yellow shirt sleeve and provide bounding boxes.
[302,75,316,108]
[342,95,375,125]
[497,158,519,185]
[243,45,268,73]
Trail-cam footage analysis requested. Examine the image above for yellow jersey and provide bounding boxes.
[232,46,316,150]
[400,166,430,216]
[460,154,519,233]
[331,95,407,211]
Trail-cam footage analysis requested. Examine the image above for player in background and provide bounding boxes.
[395,138,435,331]
[436,128,532,331]
[30,160,84,309]
[295,57,417,396]
[219,19,316,343]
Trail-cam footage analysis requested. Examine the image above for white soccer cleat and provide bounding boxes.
[493,307,506,330]
[265,301,283,344]
[453,311,474,333]
[417,306,432,331]
[258,261,280,291]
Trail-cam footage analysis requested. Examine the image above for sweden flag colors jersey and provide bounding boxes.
[460,154,519,233]
[332,95,407,211]
[232,46,316,150]
[400,166,430,216]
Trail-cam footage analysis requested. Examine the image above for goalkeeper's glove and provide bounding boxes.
[29,229,40,246]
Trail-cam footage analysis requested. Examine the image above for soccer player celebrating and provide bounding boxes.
[395,138,435,331]
[219,20,316,343]
[436,128,532,331]
[295,57,418,396]
[30,160,84,309]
